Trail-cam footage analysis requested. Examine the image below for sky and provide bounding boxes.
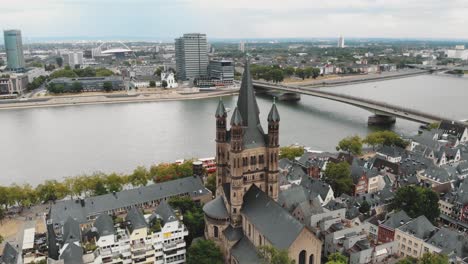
[1,0,468,41]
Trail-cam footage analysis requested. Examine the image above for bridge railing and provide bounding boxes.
[253,81,445,122]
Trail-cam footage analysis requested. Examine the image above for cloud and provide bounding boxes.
[0,0,467,40]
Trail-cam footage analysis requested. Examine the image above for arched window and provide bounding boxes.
[309,254,314,264]
[213,226,219,238]
[299,250,306,264]
[259,235,262,246]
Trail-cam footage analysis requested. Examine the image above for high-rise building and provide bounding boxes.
[208,59,234,83]
[175,33,209,80]
[239,41,246,52]
[3,29,25,72]
[338,35,345,48]
[63,52,84,68]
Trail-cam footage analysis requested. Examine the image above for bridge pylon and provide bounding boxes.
[368,115,396,126]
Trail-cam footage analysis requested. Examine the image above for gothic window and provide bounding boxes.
[233,208,237,213]
[243,176,247,182]
[270,153,273,162]
[309,254,314,264]
[259,155,264,164]
[299,250,306,264]
[259,235,262,246]
[248,224,251,237]
[243,157,248,166]
[250,156,257,166]
[214,226,219,238]
[260,174,264,179]
[269,185,273,194]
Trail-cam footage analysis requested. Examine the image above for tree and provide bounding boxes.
[206,174,216,194]
[324,162,353,195]
[162,80,168,88]
[271,69,284,83]
[95,68,114,77]
[391,186,440,223]
[36,180,69,202]
[56,57,63,67]
[279,146,305,160]
[304,67,313,78]
[150,161,193,183]
[186,239,223,264]
[0,207,5,223]
[103,81,113,92]
[312,68,321,79]
[154,67,163,77]
[106,173,124,193]
[149,81,156,87]
[258,245,294,264]
[129,166,149,187]
[296,68,306,80]
[418,252,448,264]
[427,122,440,130]
[336,135,363,155]
[169,196,204,245]
[359,200,371,214]
[326,252,348,264]
[363,132,385,150]
[284,66,295,76]
[0,234,3,244]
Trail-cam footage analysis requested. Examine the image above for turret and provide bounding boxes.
[215,98,227,143]
[230,107,243,152]
[267,98,280,147]
[266,99,280,201]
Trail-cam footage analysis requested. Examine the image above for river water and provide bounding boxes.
[1,74,467,185]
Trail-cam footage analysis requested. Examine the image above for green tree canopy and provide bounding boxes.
[169,196,204,245]
[129,166,149,187]
[391,186,440,223]
[103,81,113,92]
[279,146,305,160]
[364,131,409,149]
[336,135,363,155]
[324,161,353,195]
[186,239,223,264]
[326,252,348,264]
[258,245,294,264]
[149,80,156,87]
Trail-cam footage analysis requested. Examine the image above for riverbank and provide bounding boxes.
[0,89,239,110]
[297,69,430,88]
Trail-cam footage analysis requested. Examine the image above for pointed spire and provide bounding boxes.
[237,57,261,127]
[268,98,280,122]
[215,98,227,118]
[230,107,243,126]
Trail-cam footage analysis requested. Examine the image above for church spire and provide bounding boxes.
[215,98,227,118]
[237,58,261,127]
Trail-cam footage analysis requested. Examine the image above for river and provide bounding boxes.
[0,74,467,185]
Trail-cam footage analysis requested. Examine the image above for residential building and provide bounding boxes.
[438,120,468,144]
[48,201,188,264]
[377,210,412,243]
[175,33,209,80]
[3,29,25,72]
[203,61,322,264]
[0,74,29,96]
[63,52,84,68]
[48,76,125,92]
[422,227,468,263]
[394,215,437,258]
[49,176,211,227]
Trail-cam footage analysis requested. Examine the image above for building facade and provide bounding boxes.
[3,29,25,72]
[175,33,209,80]
[203,60,322,264]
[208,59,234,84]
[48,76,125,92]
[0,74,28,96]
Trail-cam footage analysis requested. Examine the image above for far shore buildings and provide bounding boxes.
[3,29,25,72]
[175,33,209,81]
[203,60,322,264]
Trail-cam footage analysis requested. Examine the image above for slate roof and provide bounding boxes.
[1,242,19,264]
[426,227,468,258]
[278,158,293,171]
[94,214,114,238]
[223,225,243,242]
[230,107,243,126]
[63,217,81,243]
[423,166,455,183]
[371,156,400,175]
[235,60,266,149]
[398,215,437,240]
[377,145,404,158]
[241,185,304,249]
[60,243,83,264]
[50,176,209,225]
[215,99,227,118]
[439,120,467,141]
[231,237,261,264]
[381,210,411,229]
[47,222,59,260]
[125,207,147,233]
[456,179,468,205]
[203,196,229,220]
[278,185,309,211]
[286,164,307,182]
[300,177,332,201]
[267,102,280,122]
[154,201,177,224]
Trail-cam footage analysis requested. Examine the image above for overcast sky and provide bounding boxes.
[1,0,468,41]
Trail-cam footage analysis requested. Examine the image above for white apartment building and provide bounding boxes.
[394,216,437,259]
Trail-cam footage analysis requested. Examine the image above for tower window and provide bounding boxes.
[259,155,264,164]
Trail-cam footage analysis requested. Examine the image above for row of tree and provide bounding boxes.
[0,160,195,210]
[250,64,321,83]
[336,130,409,155]
[49,66,114,80]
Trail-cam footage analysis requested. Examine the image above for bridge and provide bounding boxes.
[252,81,450,126]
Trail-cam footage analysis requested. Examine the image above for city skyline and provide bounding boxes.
[1,0,468,41]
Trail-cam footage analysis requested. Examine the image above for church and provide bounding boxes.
[203,60,322,264]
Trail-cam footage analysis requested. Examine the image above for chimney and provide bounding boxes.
[192,161,204,178]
